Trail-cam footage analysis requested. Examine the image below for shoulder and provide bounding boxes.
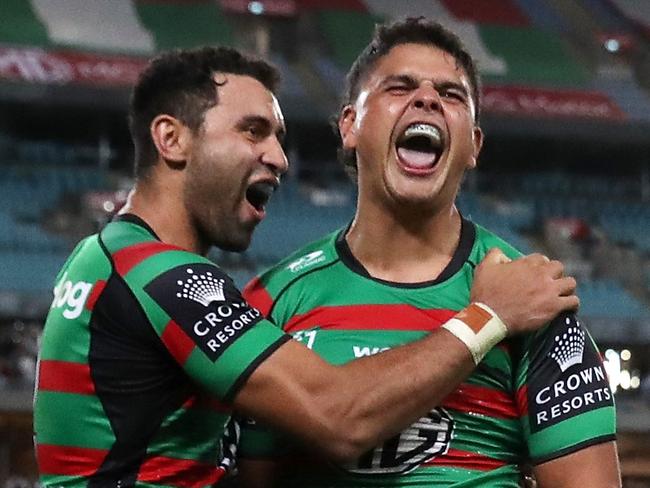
[470,221,524,262]
[243,230,341,315]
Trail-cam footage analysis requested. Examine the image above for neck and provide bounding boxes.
[119,173,206,255]
[346,199,462,283]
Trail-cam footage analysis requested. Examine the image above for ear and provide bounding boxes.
[467,126,483,170]
[150,115,191,169]
[338,105,358,151]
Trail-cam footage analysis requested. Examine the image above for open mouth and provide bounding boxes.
[245,181,277,212]
[395,123,444,170]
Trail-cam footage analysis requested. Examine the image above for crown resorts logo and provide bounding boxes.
[548,316,586,372]
[176,268,225,306]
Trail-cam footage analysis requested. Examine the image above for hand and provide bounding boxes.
[470,248,579,335]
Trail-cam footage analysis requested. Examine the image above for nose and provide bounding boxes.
[260,136,289,176]
[412,85,442,113]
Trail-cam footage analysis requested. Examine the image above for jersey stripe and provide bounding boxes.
[137,456,226,488]
[160,320,195,365]
[112,241,184,276]
[37,444,226,487]
[516,384,529,415]
[242,278,273,316]
[283,305,457,333]
[38,360,95,395]
[425,448,507,471]
[85,280,106,311]
[37,444,106,476]
[444,383,519,419]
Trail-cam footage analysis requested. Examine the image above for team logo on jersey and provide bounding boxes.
[145,263,262,362]
[342,407,454,475]
[287,250,325,273]
[175,268,225,306]
[548,317,586,372]
[527,314,613,433]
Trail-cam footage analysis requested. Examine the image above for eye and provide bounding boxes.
[245,124,265,140]
[386,84,410,94]
[440,88,467,103]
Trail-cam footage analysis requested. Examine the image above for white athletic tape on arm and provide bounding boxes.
[442,302,508,365]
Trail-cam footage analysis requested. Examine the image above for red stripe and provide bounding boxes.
[38,360,95,395]
[161,320,195,365]
[137,456,226,488]
[182,394,232,414]
[113,241,184,276]
[242,277,273,317]
[425,448,507,471]
[37,444,226,487]
[283,304,457,333]
[85,280,106,311]
[516,385,529,415]
[443,383,519,419]
[37,444,107,476]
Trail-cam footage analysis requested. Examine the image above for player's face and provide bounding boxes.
[339,43,482,212]
[184,73,288,252]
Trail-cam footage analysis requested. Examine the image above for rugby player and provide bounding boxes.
[33,45,582,488]
[236,18,621,488]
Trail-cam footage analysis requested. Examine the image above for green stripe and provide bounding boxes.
[183,320,286,398]
[136,1,233,50]
[526,406,616,459]
[39,473,87,488]
[101,221,157,253]
[148,406,228,463]
[316,11,383,68]
[446,412,523,461]
[34,391,115,449]
[479,26,589,87]
[0,0,50,47]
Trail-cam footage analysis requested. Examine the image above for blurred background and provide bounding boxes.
[0,0,649,486]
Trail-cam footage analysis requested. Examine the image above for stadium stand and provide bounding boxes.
[0,0,649,484]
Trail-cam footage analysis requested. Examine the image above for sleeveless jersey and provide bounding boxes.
[33,214,289,488]
[239,218,616,487]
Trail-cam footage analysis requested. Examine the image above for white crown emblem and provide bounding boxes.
[176,268,225,306]
[548,316,585,372]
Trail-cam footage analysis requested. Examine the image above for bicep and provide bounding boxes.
[232,338,342,442]
[533,441,621,488]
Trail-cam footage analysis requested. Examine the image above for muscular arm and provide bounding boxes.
[534,441,621,488]
[232,251,578,462]
[234,323,474,461]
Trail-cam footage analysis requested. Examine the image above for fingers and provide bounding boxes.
[482,247,511,265]
[556,276,577,296]
[558,294,580,312]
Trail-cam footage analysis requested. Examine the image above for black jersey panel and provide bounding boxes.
[144,263,263,362]
[88,271,191,488]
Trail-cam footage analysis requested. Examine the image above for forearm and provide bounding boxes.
[235,325,476,461]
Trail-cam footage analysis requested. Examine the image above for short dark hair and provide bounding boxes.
[129,46,280,178]
[337,17,482,180]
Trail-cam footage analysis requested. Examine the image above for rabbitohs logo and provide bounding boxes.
[343,408,454,475]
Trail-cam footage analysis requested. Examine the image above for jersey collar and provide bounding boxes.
[335,216,476,288]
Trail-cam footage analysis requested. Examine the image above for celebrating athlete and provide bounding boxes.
[236,19,621,488]
[34,45,583,488]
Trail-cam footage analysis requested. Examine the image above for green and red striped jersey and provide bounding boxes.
[239,218,616,487]
[33,214,289,488]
